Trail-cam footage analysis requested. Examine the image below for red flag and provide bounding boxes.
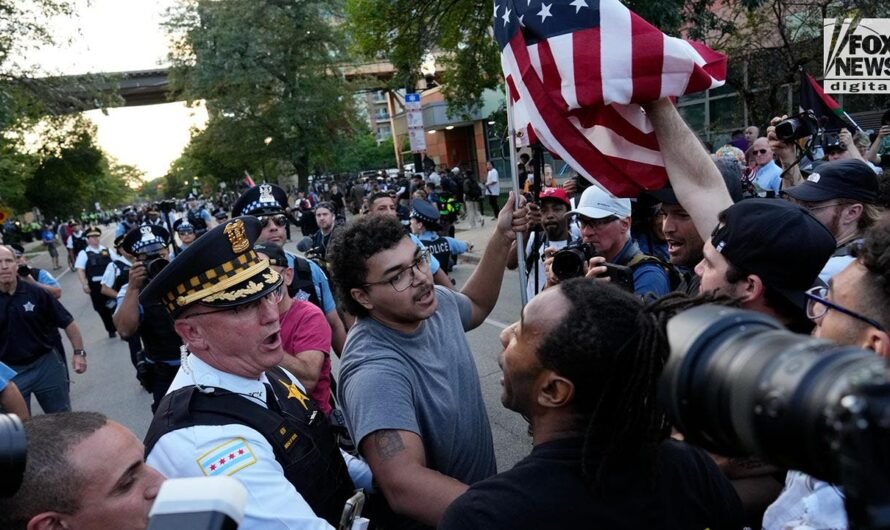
[244,171,256,188]
[495,0,727,196]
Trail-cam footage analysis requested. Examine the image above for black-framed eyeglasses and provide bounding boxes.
[753,149,769,155]
[805,286,886,332]
[257,214,288,227]
[184,285,284,318]
[363,249,431,292]
[578,216,618,230]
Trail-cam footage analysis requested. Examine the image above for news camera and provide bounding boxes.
[658,306,890,530]
[775,110,820,142]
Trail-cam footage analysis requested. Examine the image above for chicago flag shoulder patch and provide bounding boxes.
[197,437,257,476]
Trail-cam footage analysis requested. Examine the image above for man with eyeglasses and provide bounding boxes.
[781,159,881,282]
[762,221,890,530]
[141,217,354,529]
[749,137,782,196]
[328,194,529,528]
[544,185,672,298]
[232,183,347,356]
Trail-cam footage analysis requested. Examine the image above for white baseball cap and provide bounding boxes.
[568,186,631,219]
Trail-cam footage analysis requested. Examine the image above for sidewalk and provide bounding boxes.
[452,215,498,265]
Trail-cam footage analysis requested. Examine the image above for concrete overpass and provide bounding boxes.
[61,61,403,109]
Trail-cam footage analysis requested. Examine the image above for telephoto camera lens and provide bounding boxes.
[551,243,594,281]
[658,305,885,484]
[0,413,28,498]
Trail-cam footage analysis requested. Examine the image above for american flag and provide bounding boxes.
[494,0,727,196]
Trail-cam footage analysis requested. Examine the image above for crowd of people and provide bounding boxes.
[0,99,889,530]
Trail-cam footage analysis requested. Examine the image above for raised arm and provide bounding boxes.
[643,99,732,240]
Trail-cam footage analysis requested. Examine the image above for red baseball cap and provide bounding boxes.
[538,187,571,207]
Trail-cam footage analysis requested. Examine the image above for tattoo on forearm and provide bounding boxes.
[374,430,406,461]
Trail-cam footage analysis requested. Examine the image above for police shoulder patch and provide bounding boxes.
[196,437,257,476]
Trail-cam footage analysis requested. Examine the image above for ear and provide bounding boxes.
[739,273,765,304]
[283,267,294,286]
[537,371,575,409]
[865,329,890,359]
[173,318,207,352]
[27,512,66,530]
[350,287,374,312]
[842,203,863,226]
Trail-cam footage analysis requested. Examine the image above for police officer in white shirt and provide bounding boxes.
[140,217,356,530]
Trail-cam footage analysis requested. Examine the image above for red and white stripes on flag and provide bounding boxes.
[498,0,727,196]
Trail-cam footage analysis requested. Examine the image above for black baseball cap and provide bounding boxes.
[710,199,835,311]
[253,241,288,268]
[781,159,878,204]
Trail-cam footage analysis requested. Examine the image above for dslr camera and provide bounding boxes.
[659,306,890,529]
[775,110,819,142]
[823,132,846,152]
[143,253,169,279]
[551,242,635,292]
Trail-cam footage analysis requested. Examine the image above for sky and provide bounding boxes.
[26,0,207,181]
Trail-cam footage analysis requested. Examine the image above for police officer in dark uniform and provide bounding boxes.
[73,227,117,338]
[140,217,355,527]
[113,225,182,412]
[232,183,347,355]
[185,193,212,237]
[65,220,87,271]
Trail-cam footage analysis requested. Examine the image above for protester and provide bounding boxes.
[507,187,575,301]
[440,279,743,530]
[141,217,353,528]
[309,201,337,263]
[40,223,61,270]
[254,241,333,414]
[483,160,500,220]
[329,194,528,527]
[0,412,164,530]
[781,159,881,281]
[763,221,890,530]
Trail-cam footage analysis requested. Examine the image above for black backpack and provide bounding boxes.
[464,178,482,200]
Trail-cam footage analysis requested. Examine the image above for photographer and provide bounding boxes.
[761,221,890,530]
[440,280,743,530]
[0,412,164,530]
[112,226,181,412]
[543,186,672,298]
[0,245,86,414]
[100,235,144,376]
[866,110,890,167]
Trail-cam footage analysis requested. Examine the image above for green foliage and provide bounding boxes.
[344,0,730,110]
[22,116,136,217]
[163,0,360,186]
[326,132,397,172]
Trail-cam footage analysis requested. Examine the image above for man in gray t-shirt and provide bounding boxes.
[329,198,529,529]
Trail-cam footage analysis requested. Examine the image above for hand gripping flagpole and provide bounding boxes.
[506,93,529,308]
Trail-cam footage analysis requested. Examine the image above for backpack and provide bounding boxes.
[464,178,482,200]
[626,253,683,293]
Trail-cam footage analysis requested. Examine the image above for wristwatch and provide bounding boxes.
[73,349,87,358]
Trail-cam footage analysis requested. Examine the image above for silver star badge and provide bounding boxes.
[23,301,35,312]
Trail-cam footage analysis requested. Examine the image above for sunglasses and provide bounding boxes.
[257,214,288,227]
[753,149,769,155]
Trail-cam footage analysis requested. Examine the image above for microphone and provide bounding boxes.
[147,477,246,530]
[296,237,313,253]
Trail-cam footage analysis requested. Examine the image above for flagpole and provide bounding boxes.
[506,93,529,308]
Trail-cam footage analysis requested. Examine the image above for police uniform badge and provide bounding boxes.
[224,219,250,253]
[140,225,154,243]
[259,183,275,204]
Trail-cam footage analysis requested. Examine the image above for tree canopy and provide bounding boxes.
[163,0,365,187]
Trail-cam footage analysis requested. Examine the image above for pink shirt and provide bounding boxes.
[279,300,333,414]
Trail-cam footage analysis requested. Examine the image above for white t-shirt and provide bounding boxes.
[524,237,568,301]
[485,168,500,196]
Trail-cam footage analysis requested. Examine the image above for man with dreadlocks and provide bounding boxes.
[440,279,743,530]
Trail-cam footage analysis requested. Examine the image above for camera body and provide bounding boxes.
[823,132,846,152]
[551,242,635,292]
[143,254,169,279]
[17,264,31,278]
[775,110,819,142]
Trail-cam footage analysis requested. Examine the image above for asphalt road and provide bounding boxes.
[24,227,532,472]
